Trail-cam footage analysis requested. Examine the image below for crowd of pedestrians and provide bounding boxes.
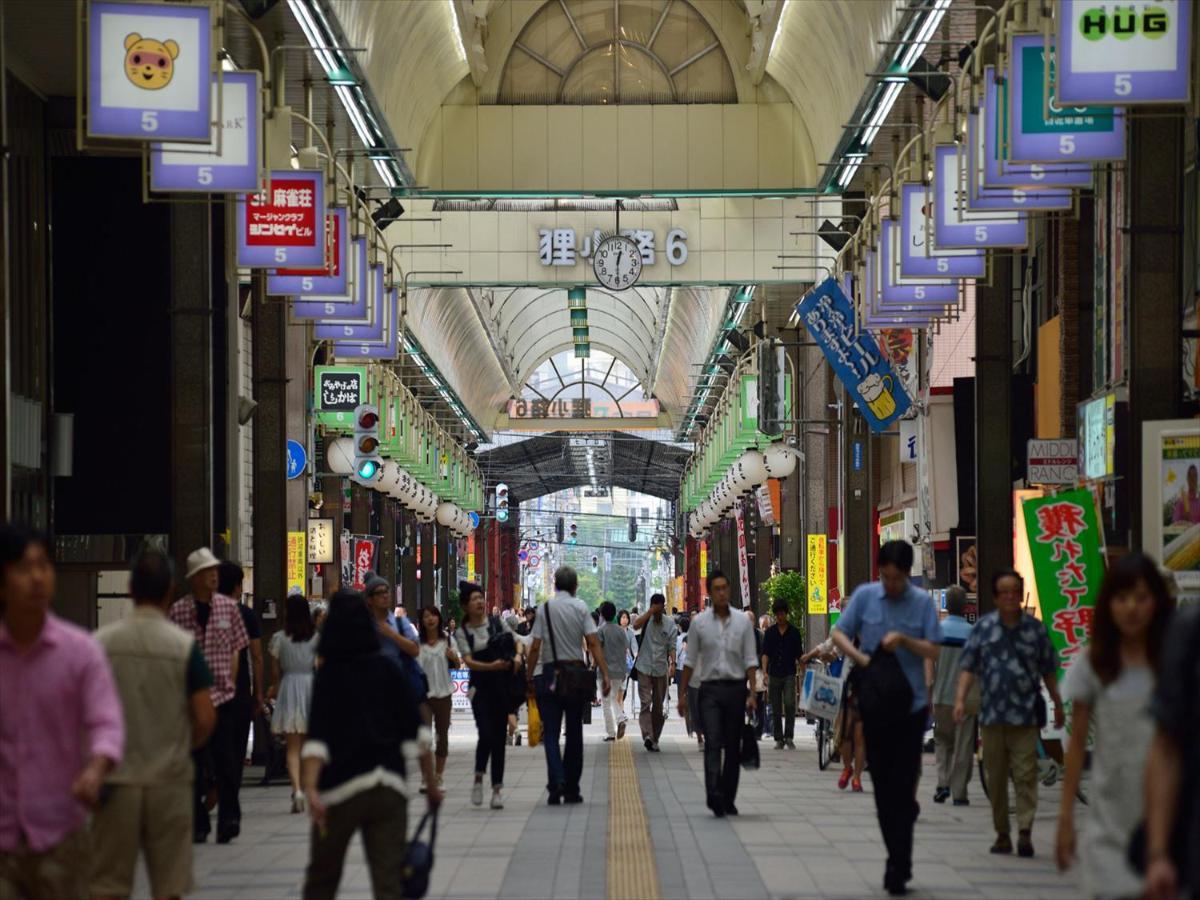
[2,519,1198,900]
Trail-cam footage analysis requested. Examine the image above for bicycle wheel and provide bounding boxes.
[817,719,832,770]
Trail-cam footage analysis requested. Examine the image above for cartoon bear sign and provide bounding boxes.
[124,32,179,90]
[88,1,212,141]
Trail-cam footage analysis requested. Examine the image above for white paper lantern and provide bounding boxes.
[436,502,458,527]
[326,437,356,475]
[739,449,769,486]
[763,442,798,479]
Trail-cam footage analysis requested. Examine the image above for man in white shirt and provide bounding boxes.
[677,571,758,817]
[526,567,611,806]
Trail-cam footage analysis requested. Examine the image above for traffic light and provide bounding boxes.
[556,517,565,543]
[495,483,509,523]
[628,515,637,543]
[352,404,382,485]
[568,522,578,544]
[591,554,598,573]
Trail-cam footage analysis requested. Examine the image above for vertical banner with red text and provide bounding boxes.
[735,501,751,607]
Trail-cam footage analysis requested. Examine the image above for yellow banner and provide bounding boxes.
[287,531,306,597]
[807,534,827,614]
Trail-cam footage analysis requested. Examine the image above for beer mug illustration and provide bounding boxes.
[858,373,897,420]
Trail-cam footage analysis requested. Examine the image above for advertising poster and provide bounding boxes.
[735,502,751,604]
[150,71,259,192]
[450,670,471,711]
[798,276,913,431]
[88,0,213,141]
[286,531,306,597]
[807,534,828,615]
[1058,0,1191,104]
[1022,489,1106,677]
[236,169,326,268]
[1157,431,1200,586]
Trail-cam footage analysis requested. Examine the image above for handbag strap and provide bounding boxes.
[544,600,561,667]
[411,807,438,844]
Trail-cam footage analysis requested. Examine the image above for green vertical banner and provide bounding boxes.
[1021,489,1106,679]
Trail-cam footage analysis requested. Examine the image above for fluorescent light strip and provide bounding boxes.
[287,0,338,75]
[900,0,951,70]
[372,157,398,188]
[335,84,375,148]
[861,80,903,148]
[837,159,861,188]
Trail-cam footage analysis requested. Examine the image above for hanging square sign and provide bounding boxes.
[150,70,259,192]
[899,183,986,279]
[88,0,213,141]
[934,145,1028,249]
[236,170,326,268]
[879,220,958,305]
[1008,33,1126,163]
[1057,0,1191,104]
[968,111,1075,211]
[864,250,937,328]
[333,289,399,360]
[269,207,349,297]
[980,66,1093,190]
[797,276,912,432]
[314,266,386,341]
[291,238,367,319]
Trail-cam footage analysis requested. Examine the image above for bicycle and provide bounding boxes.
[801,662,842,771]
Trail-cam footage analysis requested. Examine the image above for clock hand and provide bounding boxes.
[616,248,623,269]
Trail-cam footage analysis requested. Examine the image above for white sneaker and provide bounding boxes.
[471,782,483,806]
[490,789,504,810]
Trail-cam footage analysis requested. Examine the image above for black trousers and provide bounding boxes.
[231,693,253,784]
[862,706,927,880]
[471,692,508,787]
[699,680,747,804]
[193,700,242,836]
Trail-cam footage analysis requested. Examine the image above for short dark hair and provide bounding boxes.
[991,567,1023,595]
[458,581,483,603]
[555,566,578,595]
[0,523,50,573]
[705,570,729,592]
[217,560,244,596]
[877,540,914,572]
[678,615,691,633]
[772,598,789,614]
[649,593,666,607]
[600,601,616,622]
[945,585,967,617]
[129,547,174,603]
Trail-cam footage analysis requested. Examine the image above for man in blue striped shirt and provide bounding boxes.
[929,586,975,806]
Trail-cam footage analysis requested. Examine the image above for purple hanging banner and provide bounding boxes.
[269,207,350,297]
[291,238,368,320]
[1007,33,1126,164]
[150,71,260,192]
[1057,0,1191,105]
[88,1,213,141]
[933,146,1028,249]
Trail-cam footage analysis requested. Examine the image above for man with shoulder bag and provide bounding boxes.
[526,567,611,806]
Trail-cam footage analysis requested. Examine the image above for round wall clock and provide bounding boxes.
[592,234,642,290]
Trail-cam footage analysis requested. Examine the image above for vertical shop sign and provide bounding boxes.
[699,540,708,582]
[87,1,213,141]
[1021,489,1106,678]
[307,518,334,564]
[150,71,260,192]
[1008,34,1126,163]
[735,502,751,604]
[269,207,349,297]
[236,170,326,268]
[467,531,476,582]
[798,277,912,431]
[1058,0,1191,104]
[351,537,376,590]
[807,534,828,614]
[286,531,306,597]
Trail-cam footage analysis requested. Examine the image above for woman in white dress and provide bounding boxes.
[269,594,318,812]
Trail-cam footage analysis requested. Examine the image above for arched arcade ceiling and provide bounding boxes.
[403,284,730,434]
[325,0,900,180]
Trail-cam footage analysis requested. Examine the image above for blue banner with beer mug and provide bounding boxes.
[797,277,912,432]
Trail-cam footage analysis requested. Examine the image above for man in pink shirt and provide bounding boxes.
[0,524,124,898]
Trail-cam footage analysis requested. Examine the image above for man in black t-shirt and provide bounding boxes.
[760,600,804,749]
[217,562,262,787]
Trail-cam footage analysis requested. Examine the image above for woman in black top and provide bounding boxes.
[301,590,440,900]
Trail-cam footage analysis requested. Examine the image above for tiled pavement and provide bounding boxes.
[141,704,1092,899]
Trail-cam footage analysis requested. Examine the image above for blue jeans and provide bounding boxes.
[534,672,584,794]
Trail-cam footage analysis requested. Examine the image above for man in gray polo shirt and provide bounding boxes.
[632,593,677,752]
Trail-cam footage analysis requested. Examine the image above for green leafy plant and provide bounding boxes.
[760,570,807,641]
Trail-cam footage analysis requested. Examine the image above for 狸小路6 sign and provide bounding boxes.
[1057,0,1191,104]
[797,277,912,432]
[88,0,214,141]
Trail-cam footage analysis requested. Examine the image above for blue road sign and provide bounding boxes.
[468,511,480,529]
[286,439,307,480]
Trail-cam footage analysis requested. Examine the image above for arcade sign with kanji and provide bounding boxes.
[1021,488,1105,679]
[537,227,688,267]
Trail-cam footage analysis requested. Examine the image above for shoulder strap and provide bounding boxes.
[544,601,560,664]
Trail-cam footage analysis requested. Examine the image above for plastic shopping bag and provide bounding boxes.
[527,697,543,748]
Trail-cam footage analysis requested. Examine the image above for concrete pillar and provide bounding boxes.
[379,496,397,603]
[1128,114,1185,545]
[251,272,287,625]
[842,385,873,593]
[399,507,418,611]
[169,202,213,570]
[284,320,308,536]
[974,257,1015,615]
[419,522,435,607]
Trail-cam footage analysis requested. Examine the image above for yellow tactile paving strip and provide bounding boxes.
[607,737,662,900]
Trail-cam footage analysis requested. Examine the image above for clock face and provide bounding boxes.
[592,235,642,290]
